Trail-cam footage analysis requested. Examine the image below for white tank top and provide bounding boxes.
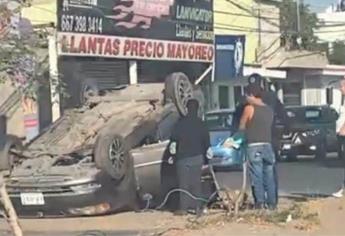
[336,105,345,134]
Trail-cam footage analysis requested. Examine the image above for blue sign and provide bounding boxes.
[214,35,245,81]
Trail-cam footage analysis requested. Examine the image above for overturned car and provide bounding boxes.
[0,73,216,217]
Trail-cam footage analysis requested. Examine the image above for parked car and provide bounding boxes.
[0,73,216,217]
[204,109,244,170]
[276,105,338,161]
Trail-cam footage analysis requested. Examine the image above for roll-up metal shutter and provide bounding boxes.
[78,58,129,90]
[59,57,129,108]
[138,60,209,83]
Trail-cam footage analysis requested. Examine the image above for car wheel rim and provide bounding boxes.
[177,78,193,114]
[109,138,126,178]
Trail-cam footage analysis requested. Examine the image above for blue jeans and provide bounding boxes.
[247,143,277,208]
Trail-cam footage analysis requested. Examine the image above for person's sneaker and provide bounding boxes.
[267,204,277,211]
[254,203,264,210]
[332,188,344,198]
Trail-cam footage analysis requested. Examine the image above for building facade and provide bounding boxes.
[21,0,285,114]
[212,0,282,111]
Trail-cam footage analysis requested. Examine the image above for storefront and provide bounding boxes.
[211,35,246,110]
[56,0,214,109]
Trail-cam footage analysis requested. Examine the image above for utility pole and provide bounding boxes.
[296,0,300,33]
[49,35,61,122]
[258,1,262,47]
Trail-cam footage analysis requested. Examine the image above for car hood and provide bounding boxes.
[6,152,100,185]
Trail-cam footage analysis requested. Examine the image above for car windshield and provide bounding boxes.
[209,130,232,146]
[205,112,233,130]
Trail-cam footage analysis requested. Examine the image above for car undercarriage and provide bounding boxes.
[0,73,217,217]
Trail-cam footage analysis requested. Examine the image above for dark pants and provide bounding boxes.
[176,155,203,212]
[247,143,277,209]
[274,164,279,202]
[337,135,345,184]
[272,129,280,204]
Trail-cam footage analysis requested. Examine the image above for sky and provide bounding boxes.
[305,0,338,12]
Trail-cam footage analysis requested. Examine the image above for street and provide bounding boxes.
[217,154,344,198]
[1,154,344,236]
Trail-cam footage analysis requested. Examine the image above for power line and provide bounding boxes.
[225,0,281,28]
[32,3,278,35]
[31,2,344,37]
[215,22,279,34]
[214,10,279,20]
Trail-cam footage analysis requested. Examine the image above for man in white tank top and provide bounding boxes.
[333,77,345,197]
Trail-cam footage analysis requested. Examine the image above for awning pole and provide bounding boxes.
[195,65,213,85]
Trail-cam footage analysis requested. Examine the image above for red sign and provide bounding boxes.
[57,32,214,63]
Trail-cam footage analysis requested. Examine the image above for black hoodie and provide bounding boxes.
[170,100,210,161]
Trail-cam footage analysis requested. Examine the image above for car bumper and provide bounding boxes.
[280,142,318,155]
[6,172,132,217]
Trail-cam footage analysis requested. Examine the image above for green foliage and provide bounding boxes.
[0,2,49,99]
[280,0,320,50]
[328,42,345,65]
[0,37,49,99]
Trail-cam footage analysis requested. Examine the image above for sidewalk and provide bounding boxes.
[0,211,184,235]
[0,230,146,236]
[1,196,345,236]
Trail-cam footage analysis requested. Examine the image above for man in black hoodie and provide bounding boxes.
[170,99,210,216]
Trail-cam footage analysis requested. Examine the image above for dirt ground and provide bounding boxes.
[1,196,345,235]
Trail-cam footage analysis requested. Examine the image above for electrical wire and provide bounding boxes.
[154,188,219,210]
[32,1,339,36]
[31,0,345,28]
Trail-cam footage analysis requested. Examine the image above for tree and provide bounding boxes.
[0,1,49,99]
[280,0,320,51]
[328,42,345,65]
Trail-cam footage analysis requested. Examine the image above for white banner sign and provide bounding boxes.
[57,32,214,63]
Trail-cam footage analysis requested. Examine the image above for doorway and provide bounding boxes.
[234,86,243,107]
[218,86,229,109]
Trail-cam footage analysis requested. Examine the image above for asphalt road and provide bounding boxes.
[1,154,344,236]
[216,154,345,198]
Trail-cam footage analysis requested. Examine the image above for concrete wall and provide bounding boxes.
[302,75,323,106]
[284,69,344,108]
[213,0,281,110]
[0,82,25,138]
[214,0,281,64]
[316,11,345,43]
[256,2,281,64]
[21,0,56,26]
[214,0,258,64]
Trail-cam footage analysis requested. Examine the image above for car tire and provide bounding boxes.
[94,134,131,182]
[0,135,22,171]
[80,79,99,105]
[165,72,193,116]
[315,141,327,161]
